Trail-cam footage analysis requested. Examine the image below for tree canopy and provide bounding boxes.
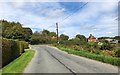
[76,34,87,41]
[60,34,69,40]
[1,20,32,41]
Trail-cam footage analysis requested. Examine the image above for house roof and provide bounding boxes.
[88,34,96,39]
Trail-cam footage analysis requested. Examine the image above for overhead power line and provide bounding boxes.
[58,2,88,23]
[47,2,88,31]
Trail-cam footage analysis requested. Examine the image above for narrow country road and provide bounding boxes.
[24,45,118,74]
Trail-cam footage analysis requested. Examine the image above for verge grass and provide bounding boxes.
[1,50,35,75]
[57,46,120,66]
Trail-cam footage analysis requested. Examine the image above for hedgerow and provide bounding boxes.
[57,46,120,66]
[2,38,29,67]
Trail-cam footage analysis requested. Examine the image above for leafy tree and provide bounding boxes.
[75,34,87,45]
[49,32,56,36]
[1,20,32,41]
[30,30,57,44]
[88,42,98,48]
[115,48,120,57]
[69,38,80,45]
[76,34,87,41]
[114,36,120,40]
[99,42,113,50]
[30,34,40,44]
[60,34,69,40]
[98,37,111,40]
[42,29,50,36]
[3,22,24,39]
[23,28,32,41]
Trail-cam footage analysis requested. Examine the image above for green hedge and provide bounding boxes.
[57,46,120,66]
[2,38,29,67]
[1,50,35,74]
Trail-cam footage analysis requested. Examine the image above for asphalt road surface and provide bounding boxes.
[24,45,118,74]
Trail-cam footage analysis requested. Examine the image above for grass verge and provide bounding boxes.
[57,46,120,66]
[0,50,35,75]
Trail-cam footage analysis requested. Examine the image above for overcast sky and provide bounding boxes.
[0,0,119,38]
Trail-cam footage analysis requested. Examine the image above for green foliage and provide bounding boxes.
[30,31,57,45]
[42,29,50,36]
[59,40,71,45]
[76,34,87,43]
[2,38,29,67]
[85,42,99,52]
[1,50,35,74]
[69,38,80,45]
[23,28,33,42]
[1,20,32,41]
[30,29,58,44]
[2,38,13,67]
[99,42,114,50]
[61,34,87,46]
[88,42,99,49]
[115,48,120,57]
[49,32,56,36]
[57,46,120,66]
[113,36,120,40]
[68,37,87,46]
[30,33,40,44]
[54,42,117,57]
[60,34,69,40]
[98,37,111,40]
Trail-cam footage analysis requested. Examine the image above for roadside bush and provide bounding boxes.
[57,46,120,66]
[23,41,29,49]
[92,50,101,54]
[10,40,20,60]
[84,42,99,53]
[99,42,114,50]
[71,45,82,51]
[30,36,40,44]
[2,38,29,67]
[19,41,25,54]
[101,50,115,57]
[2,38,12,67]
[115,48,120,57]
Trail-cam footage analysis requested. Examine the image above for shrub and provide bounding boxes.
[92,50,101,54]
[99,42,114,50]
[2,38,12,67]
[71,45,82,51]
[10,40,20,59]
[101,50,115,57]
[2,38,29,67]
[115,48,120,57]
[57,46,120,66]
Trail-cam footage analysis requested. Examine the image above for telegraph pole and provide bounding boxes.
[56,23,59,44]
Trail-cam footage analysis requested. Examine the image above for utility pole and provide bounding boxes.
[56,23,59,44]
